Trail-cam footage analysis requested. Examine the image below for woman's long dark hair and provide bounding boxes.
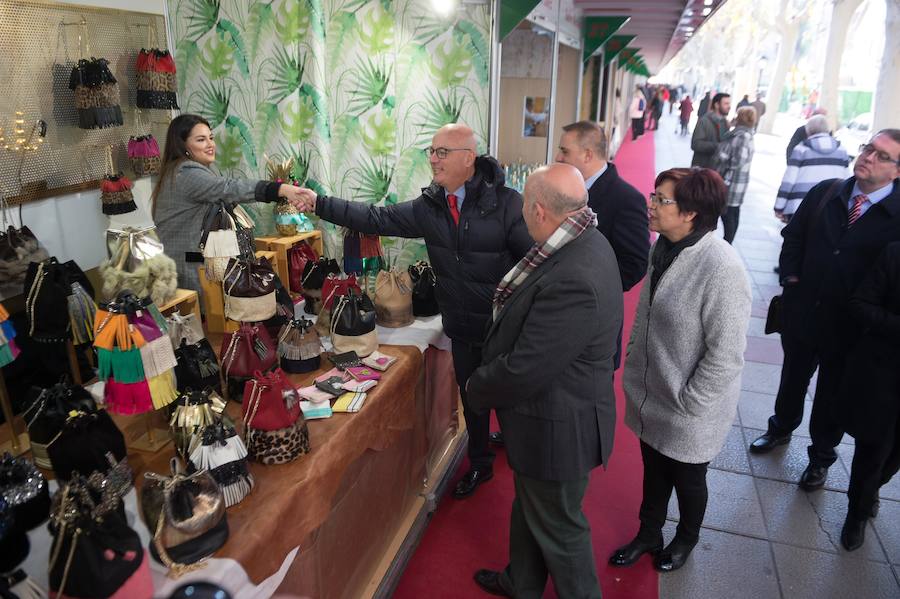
[151,114,211,215]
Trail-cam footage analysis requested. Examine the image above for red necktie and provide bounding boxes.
[848,194,867,226]
[447,193,460,225]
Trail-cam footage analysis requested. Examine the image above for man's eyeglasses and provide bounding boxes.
[425,147,472,159]
[649,192,677,206]
[858,144,900,165]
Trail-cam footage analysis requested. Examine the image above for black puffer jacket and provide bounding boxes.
[316,156,533,345]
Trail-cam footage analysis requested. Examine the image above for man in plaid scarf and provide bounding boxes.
[467,164,623,598]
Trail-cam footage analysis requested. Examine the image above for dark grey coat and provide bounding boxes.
[467,228,623,481]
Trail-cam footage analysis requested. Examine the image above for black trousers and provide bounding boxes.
[498,473,601,599]
[637,442,709,545]
[631,118,644,140]
[769,333,845,468]
[721,206,741,244]
[848,414,900,520]
[452,339,494,470]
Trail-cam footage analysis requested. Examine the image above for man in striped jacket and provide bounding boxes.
[774,115,850,222]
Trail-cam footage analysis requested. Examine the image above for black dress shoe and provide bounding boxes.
[489,431,505,446]
[749,431,791,453]
[799,464,828,491]
[609,536,664,567]
[653,539,696,572]
[453,468,494,498]
[841,515,867,551]
[473,569,511,597]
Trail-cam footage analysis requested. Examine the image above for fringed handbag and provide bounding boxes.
[409,261,439,316]
[374,269,414,328]
[343,231,384,275]
[127,135,161,176]
[24,257,95,345]
[68,58,123,129]
[0,304,20,367]
[101,174,137,215]
[169,388,228,457]
[48,465,149,599]
[200,203,255,283]
[166,312,205,348]
[140,459,228,578]
[188,422,253,507]
[278,317,321,374]
[173,338,221,393]
[135,49,178,109]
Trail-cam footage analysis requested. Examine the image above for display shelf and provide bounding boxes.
[255,231,324,292]
[157,288,202,321]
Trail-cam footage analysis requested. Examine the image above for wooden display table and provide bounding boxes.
[198,250,280,334]
[255,231,324,291]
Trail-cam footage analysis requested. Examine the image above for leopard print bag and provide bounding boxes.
[244,419,310,465]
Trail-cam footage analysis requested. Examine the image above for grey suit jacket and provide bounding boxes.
[467,227,623,481]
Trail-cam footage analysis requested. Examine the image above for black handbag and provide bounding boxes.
[331,289,378,357]
[48,464,142,598]
[302,258,341,314]
[764,294,782,335]
[0,452,50,533]
[46,410,128,482]
[23,257,95,343]
[0,497,30,574]
[174,338,222,393]
[408,261,439,316]
[24,380,97,469]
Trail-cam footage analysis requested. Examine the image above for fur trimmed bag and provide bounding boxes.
[100,227,177,306]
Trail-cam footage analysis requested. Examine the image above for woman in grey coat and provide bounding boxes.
[152,114,305,293]
[609,168,751,572]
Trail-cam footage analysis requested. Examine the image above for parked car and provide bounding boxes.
[835,112,872,159]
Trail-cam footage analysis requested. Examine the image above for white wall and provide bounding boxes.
[1,0,165,300]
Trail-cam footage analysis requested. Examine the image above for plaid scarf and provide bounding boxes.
[493,206,598,318]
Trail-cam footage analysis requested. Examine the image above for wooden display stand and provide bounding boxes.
[255,231,324,291]
[157,288,202,320]
[199,250,279,334]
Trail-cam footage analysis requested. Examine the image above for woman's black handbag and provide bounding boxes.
[764,295,782,335]
[301,258,341,314]
[331,289,378,356]
[174,338,222,393]
[23,257,94,343]
[408,261,439,316]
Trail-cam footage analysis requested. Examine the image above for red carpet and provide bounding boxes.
[393,132,659,599]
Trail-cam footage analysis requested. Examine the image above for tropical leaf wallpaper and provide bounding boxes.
[168,0,492,266]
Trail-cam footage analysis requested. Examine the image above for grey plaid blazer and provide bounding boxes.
[154,160,269,293]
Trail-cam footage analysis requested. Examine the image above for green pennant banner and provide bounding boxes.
[603,35,635,66]
[500,0,543,40]
[617,47,639,71]
[582,16,629,62]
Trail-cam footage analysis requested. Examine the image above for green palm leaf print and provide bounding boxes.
[194,80,230,128]
[348,58,390,116]
[187,0,220,40]
[216,19,250,77]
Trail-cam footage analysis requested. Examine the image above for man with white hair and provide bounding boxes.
[468,164,622,598]
[774,114,851,222]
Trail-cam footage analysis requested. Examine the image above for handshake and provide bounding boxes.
[279,184,318,213]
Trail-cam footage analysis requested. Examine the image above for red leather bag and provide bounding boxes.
[220,323,277,379]
[321,274,360,311]
[287,242,319,294]
[241,368,300,431]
